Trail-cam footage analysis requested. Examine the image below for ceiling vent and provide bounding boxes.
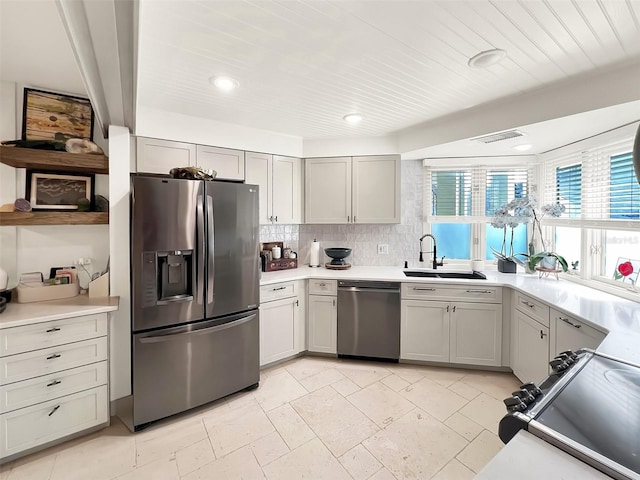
[471,129,525,144]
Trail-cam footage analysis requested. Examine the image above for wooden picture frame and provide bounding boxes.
[26,171,95,211]
[22,88,94,142]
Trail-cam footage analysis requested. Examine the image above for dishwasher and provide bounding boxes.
[337,280,401,361]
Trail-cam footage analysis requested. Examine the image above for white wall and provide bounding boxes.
[136,106,304,157]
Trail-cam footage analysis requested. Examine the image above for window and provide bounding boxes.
[541,123,639,297]
[425,165,531,262]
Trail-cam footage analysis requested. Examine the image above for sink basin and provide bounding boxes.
[403,270,486,280]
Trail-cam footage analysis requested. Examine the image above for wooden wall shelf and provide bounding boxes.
[0,146,109,174]
[0,212,109,226]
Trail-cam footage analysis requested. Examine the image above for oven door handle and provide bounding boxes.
[138,314,256,344]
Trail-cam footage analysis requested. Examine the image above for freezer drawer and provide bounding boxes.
[132,310,259,428]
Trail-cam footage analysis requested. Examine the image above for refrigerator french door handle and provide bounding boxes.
[196,195,204,305]
[138,313,256,343]
[207,195,215,305]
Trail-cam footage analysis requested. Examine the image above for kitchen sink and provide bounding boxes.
[403,270,486,280]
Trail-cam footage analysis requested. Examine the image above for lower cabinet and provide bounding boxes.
[400,299,502,366]
[550,308,606,359]
[0,313,110,461]
[307,295,337,354]
[259,281,304,367]
[259,296,299,366]
[512,309,550,383]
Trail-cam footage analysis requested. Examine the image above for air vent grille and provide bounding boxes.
[472,130,525,144]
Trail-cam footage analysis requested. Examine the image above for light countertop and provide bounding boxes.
[0,295,120,329]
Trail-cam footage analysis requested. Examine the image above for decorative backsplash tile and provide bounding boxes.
[261,160,423,267]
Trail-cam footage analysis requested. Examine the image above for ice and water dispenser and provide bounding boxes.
[141,250,193,307]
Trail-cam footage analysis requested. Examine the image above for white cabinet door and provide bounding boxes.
[307,295,337,354]
[513,310,550,384]
[305,157,351,224]
[352,155,400,224]
[196,145,245,181]
[400,300,449,362]
[551,309,605,359]
[272,156,302,224]
[259,296,298,366]
[245,152,273,225]
[450,302,502,366]
[136,137,196,174]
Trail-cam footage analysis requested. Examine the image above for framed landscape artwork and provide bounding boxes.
[22,88,94,142]
[26,171,94,211]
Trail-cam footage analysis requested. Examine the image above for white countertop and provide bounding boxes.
[0,295,120,329]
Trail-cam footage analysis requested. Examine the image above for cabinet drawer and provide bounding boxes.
[0,361,108,413]
[308,279,337,296]
[514,292,550,327]
[1,314,108,357]
[0,385,108,458]
[402,283,501,303]
[260,282,297,303]
[0,337,108,386]
[551,309,606,358]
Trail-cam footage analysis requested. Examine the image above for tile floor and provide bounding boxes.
[0,357,521,480]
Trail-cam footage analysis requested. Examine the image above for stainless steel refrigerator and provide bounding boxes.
[126,175,260,431]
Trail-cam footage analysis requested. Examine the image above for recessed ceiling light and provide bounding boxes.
[468,49,507,68]
[514,144,533,152]
[343,113,362,124]
[209,76,239,92]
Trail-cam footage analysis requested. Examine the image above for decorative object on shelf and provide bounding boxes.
[14,198,32,212]
[260,241,298,272]
[65,138,103,154]
[22,88,94,141]
[490,202,526,274]
[613,257,639,291]
[2,139,66,150]
[169,166,217,180]
[94,194,109,212]
[324,247,352,269]
[26,171,94,211]
[76,198,91,212]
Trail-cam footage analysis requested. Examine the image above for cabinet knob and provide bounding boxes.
[333,299,336,306]
[275,216,278,222]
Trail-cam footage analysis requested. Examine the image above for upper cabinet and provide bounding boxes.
[245,153,302,225]
[196,145,245,181]
[304,155,400,224]
[136,139,245,181]
[136,137,196,175]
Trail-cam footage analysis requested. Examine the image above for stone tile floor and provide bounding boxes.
[0,357,521,480]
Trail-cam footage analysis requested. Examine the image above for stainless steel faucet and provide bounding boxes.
[419,234,445,269]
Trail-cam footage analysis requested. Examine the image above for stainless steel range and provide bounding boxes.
[499,349,640,480]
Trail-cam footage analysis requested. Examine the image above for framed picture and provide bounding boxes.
[22,88,94,142]
[26,171,95,211]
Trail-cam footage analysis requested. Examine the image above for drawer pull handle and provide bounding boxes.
[47,380,62,387]
[48,405,60,417]
[522,301,535,308]
[46,327,61,333]
[413,287,436,291]
[319,283,326,287]
[560,317,581,329]
[466,289,491,294]
[46,354,61,360]
[540,330,547,339]
[272,286,287,291]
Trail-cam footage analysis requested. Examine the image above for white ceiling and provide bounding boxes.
[137,0,640,141]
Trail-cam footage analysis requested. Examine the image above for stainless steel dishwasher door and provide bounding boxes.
[337,280,400,360]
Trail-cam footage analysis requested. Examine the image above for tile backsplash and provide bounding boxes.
[260,159,424,267]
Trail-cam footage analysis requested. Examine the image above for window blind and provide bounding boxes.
[609,153,640,220]
[555,163,582,218]
[430,170,472,217]
[485,169,528,216]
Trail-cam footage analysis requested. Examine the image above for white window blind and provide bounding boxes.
[430,170,472,217]
[485,168,529,216]
[543,136,638,230]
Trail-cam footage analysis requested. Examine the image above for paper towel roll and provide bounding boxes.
[310,239,320,267]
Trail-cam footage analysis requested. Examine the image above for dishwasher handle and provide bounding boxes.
[339,286,400,294]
